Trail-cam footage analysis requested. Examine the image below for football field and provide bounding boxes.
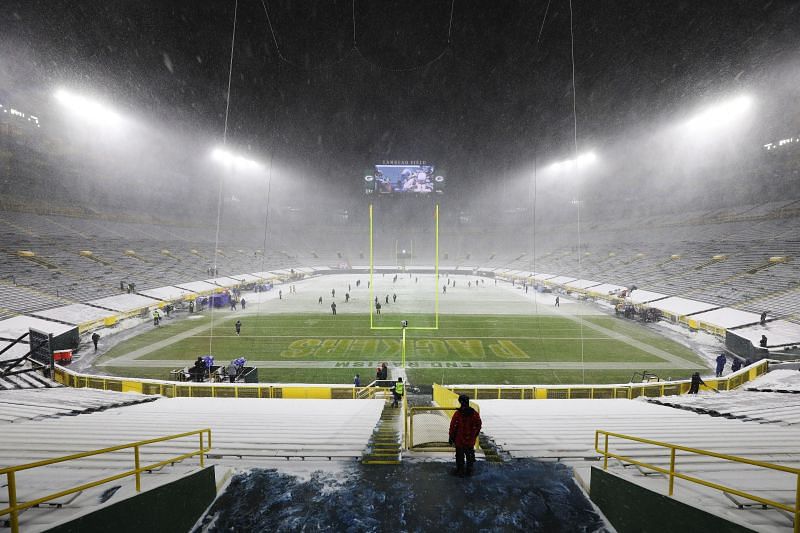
[95,274,706,385]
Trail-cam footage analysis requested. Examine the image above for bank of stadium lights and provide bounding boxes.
[548,151,597,171]
[763,137,798,151]
[53,89,122,125]
[0,103,40,127]
[210,147,262,170]
[685,95,753,132]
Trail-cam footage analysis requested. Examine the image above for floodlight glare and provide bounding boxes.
[211,147,262,170]
[686,95,753,131]
[53,88,122,125]
[548,151,598,172]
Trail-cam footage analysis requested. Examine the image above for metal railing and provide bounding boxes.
[443,359,769,400]
[406,406,457,450]
[53,366,393,400]
[0,428,211,533]
[595,430,800,533]
[409,386,481,450]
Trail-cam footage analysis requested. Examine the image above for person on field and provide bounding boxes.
[192,357,206,383]
[91,332,100,351]
[555,296,560,307]
[354,374,361,387]
[227,360,238,383]
[331,301,337,315]
[235,320,241,336]
[449,394,482,477]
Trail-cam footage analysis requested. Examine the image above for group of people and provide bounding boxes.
[229,296,246,311]
[188,356,245,383]
[715,353,750,378]
[120,280,136,294]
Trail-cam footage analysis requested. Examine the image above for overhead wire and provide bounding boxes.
[567,0,586,384]
[258,0,455,72]
[530,0,554,356]
[256,151,275,325]
[352,0,455,71]
[209,0,239,355]
[259,0,355,70]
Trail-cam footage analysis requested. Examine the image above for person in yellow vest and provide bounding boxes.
[392,377,404,408]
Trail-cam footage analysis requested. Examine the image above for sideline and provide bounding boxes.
[99,359,703,370]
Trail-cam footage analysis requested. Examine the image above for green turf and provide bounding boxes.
[96,312,706,384]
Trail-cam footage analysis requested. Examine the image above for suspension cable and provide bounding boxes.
[209,0,239,355]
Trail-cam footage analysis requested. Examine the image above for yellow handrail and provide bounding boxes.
[595,429,800,533]
[0,428,211,533]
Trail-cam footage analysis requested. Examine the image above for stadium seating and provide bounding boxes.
[0,393,383,530]
[480,393,800,532]
[0,199,797,325]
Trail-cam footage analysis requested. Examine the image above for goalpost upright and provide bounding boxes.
[369,203,439,332]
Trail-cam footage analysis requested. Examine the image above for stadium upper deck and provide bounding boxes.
[0,200,797,324]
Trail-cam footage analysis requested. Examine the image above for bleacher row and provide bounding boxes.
[2,371,799,531]
[0,199,798,323]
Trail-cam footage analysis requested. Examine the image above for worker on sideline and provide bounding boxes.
[392,377,404,407]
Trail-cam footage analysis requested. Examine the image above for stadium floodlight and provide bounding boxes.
[548,151,598,172]
[685,95,753,132]
[53,88,122,125]
[211,147,262,170]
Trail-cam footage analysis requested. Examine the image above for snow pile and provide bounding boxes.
[647,390,800,425]
[746,369,800,392]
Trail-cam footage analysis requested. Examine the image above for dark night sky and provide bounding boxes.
[1,0,799,197]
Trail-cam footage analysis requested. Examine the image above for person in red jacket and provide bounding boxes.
[448,394,482,477]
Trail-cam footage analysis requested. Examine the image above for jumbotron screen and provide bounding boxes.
[364,162,445,194]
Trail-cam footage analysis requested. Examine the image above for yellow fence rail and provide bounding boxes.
[595,430,800,533]
[406,406,457,451]
[0,428,211,533]
[53,366,391,400]
[410,385,481,450]
[443,359,768,400]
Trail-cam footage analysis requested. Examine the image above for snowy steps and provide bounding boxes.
[0,371,58,390]
[646,390,800,426]
[0,387,158,424]
[362,400,402,465]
